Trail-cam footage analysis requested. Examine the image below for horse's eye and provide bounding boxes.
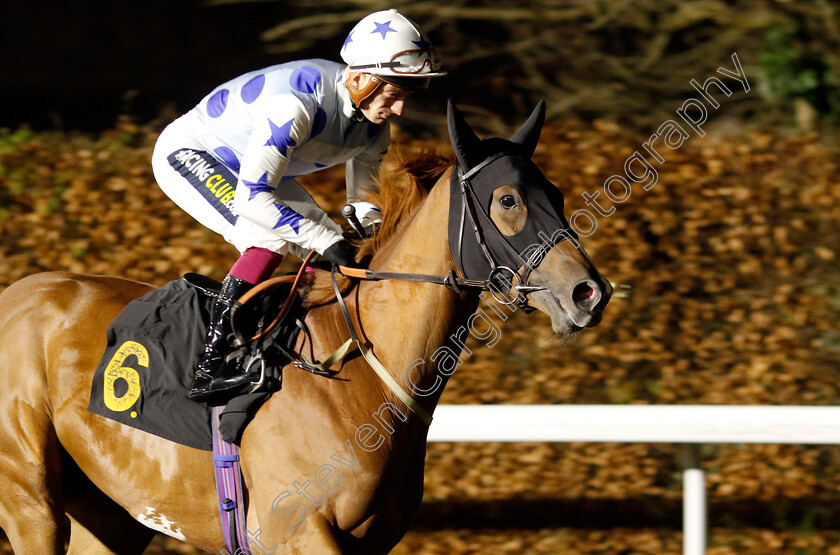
[499,195,517,209]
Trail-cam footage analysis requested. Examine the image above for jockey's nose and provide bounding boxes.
[391,99,405,116]
[572,279,602,312]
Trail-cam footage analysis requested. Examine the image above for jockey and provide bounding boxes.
[151,9,445,403]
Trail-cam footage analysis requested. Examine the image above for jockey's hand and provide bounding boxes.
[323,240,359,268]
[349,201,382,236]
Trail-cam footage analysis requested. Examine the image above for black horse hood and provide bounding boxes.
[446,100,575,282]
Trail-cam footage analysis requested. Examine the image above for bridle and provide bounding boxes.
[340,150,576,312]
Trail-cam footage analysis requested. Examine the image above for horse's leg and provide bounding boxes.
[0,275,73,551]
[245,478,341,554]
[301,515,342,554]
[63,450,155,554]
[0,389,66,553]
[255,514,341,554]
[66,515,154,555]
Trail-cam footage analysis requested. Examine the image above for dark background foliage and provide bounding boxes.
[3,1,839,135]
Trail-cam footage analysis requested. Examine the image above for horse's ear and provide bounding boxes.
[510,100,546,158]
[447,99,482,170]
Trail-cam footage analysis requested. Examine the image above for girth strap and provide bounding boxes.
[210,405,251,554]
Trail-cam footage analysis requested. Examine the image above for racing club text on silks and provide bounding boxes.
[167,148,238,224]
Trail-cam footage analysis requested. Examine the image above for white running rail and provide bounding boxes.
[428,405,840,555]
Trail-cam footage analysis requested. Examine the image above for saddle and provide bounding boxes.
[87,272,309,448]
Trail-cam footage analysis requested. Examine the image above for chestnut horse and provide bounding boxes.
[0,101,610,553]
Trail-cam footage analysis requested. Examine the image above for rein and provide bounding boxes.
[336,267,487,293]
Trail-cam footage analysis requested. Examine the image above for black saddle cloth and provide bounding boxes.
[87,274,304,448]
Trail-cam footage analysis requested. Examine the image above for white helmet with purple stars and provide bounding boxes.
[341,9,445,96]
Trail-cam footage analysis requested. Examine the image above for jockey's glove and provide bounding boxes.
[323,240,359,268]
[349,201,382,236]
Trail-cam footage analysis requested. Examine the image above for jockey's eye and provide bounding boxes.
[499,195,517,209]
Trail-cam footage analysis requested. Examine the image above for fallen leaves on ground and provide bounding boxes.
[1,119,838,553]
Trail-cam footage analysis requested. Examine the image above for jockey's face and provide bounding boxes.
[360,83,413,124]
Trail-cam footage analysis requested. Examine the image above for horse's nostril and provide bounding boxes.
[572,281,600,310]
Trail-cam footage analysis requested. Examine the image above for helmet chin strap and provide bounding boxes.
[351,105,366,123]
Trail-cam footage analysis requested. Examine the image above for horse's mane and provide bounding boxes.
[303,143,453,308]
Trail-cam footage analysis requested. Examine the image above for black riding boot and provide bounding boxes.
[188,275,254,403]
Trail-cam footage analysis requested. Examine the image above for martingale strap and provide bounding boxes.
[292,266,433,427]
[330,266,432,424]
[211,405,251,555]
[294,336,433,428]
[356,341,433,426]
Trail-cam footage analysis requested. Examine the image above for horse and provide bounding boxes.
[0,100,611,554]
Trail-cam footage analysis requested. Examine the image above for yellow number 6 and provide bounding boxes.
[103,340,147,412]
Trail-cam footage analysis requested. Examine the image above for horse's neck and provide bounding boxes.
[357,172,478,410]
